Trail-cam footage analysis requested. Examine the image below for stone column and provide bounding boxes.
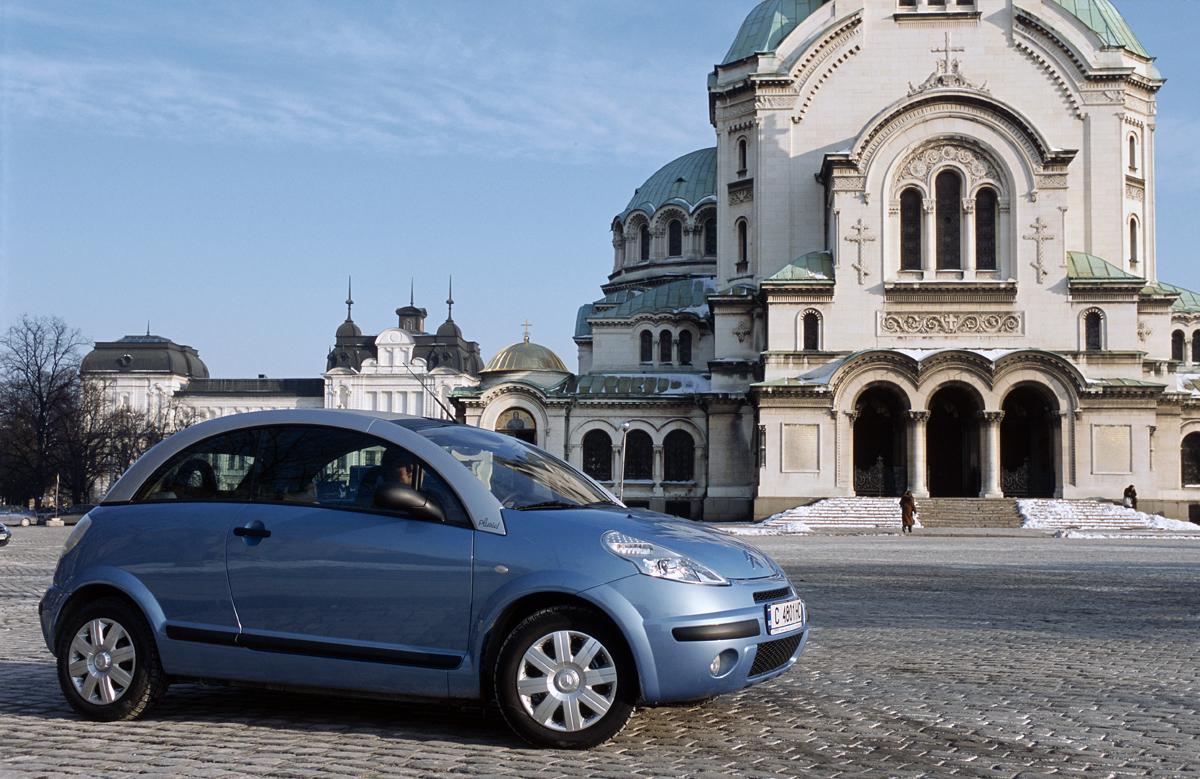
[922,198,937,272]
[981,411,1005,498]
[844,410,859,495]
[907,411,929,498]
[611,446,622,485]
[652,444,664,495]
[962,198,976,274]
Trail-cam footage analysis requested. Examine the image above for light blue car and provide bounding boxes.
[40,410,808,748]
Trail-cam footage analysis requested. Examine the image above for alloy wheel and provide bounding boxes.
[516,629,618,733]
[67,618,137,705]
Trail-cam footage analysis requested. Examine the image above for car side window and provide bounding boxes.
[252,425,470,526]
[133,429,259,503]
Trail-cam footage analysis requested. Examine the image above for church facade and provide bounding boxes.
[462,0,1200,521]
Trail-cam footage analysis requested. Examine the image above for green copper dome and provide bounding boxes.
[1051,0,1149,58]
[722,0,830,65]
[621,147,716,220]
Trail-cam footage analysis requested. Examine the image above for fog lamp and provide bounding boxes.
[709,649,738,678]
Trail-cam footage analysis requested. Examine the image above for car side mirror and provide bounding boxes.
[373,484,447,524]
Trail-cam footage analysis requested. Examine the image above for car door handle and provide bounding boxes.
[234,526,271,539]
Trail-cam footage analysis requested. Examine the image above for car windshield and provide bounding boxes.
[412,424,616,510]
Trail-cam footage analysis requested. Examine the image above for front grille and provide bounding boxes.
[752,586,792,604]
[749,632,804,677]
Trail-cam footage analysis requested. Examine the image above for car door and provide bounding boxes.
[118,428,258,673]
[225,424,473,695]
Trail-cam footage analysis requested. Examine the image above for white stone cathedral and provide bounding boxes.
[462,0,1200,522]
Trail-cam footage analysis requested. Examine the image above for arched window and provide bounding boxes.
[678,331,693,365]
[668,219,683,257]
[639,330,653,363]
[1129,218,1139,266]
[1192,331,1200,364]
[936,170,962,269]
[623,430,653,481]
[1183,432,1200,486]
[1173,330,1186,362]
[1129,135,1138,173]
[736,219,749,272]
[659,330,673,363]
[975,187,998,271]
[639,224,651,262]
[582,430,613,481]
[802,311,820,351]
[737,138,748,173]
[703,217,717,256]
[1085,311,1104,352]
[663,430,695,482]
[900,188,923,271]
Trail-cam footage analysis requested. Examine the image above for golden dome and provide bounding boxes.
[482,336,569,374]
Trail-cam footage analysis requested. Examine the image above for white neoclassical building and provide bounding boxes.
[459,0,1200,522]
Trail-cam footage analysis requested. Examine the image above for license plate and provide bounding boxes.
[766,598,806,635]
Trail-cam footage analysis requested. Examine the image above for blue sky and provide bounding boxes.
[2,1,1198,378]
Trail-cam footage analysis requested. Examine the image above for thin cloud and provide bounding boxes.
[1,3,713,163]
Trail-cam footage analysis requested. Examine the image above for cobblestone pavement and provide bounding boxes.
[1,527,1198,778]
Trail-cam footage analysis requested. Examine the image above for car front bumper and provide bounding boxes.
[586,573,809,705]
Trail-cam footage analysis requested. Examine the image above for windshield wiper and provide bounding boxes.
[512,500,583,511]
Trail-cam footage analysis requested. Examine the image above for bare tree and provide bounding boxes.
[0,315,87,507]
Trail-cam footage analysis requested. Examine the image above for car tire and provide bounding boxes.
[494,606,635,749]
[55,597,167,721]
[20,517,30,527]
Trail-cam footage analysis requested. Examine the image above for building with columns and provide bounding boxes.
[459,0,1200,521]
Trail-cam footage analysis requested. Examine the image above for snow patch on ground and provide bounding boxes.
[1055,530,1200,540]
[1019,499,1200,534]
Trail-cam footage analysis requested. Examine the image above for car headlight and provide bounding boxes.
[602,530,728,585]
[61,514,91,557]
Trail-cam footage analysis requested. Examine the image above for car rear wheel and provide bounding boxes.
[55,597,166,721]
[20,517,30,527]
[494,606,635,749]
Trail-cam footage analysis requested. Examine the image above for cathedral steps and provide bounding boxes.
[914,498,1022,529]
[1016,499,1162,531]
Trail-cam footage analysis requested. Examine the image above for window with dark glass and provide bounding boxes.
[900,188,922,270]
[668,219,683,257]
[639,330,653,363]
[703,217,717,256]
[975,187,998,271]
[623,430,653,481]
[803,312,820,351]
[659,330,672,363]
[737,138,747,173]
[1085,312,1103,352]
[252,425,467,524]
[1173,330,1186,362]
[736,220,749,271]
[936,170,962,269]
[1183,433,1200,486]
[1192,331,1200,364]
[1129,136,1138,172]
[1129,218,1139,265]
[134,428,258,502]
[678,331,693,365]
[582,430,613,481]
[663,430,695,482]
[639,224,650,262]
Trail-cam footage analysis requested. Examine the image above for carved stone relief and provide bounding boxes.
[879,312,1023,336]
[895,141,1001,195]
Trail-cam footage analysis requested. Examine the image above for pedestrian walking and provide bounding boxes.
[899,490,917,534]
[1123,484,1138,510]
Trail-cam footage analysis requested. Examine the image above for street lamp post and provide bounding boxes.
[617,422,631,503]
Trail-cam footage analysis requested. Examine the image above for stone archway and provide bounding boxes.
[1001,385,1060,498]
[927,385,982,497]
[853,385,909,497]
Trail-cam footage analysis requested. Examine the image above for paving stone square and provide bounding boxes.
[1,527,1197,777]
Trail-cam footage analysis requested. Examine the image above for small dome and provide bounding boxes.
[483,339,569,374]
[723,0,829,65]
[621,147,716,221]
[80,334,209,378]
[436,319,463,339]
[336,319,362,338]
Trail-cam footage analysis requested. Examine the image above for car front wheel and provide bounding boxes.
[494,606,635,749]
[55,597,166,721]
